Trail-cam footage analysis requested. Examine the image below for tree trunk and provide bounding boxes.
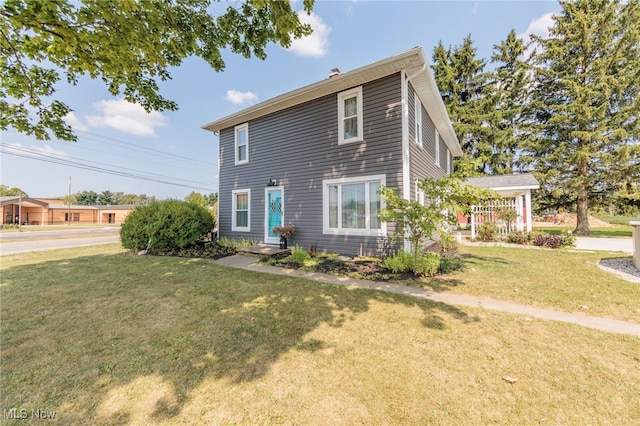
[575,184,591,235]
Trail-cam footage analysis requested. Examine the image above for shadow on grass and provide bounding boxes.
[1,252,479,423]
[460,253,510,266]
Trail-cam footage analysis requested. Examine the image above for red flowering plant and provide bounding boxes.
[272,223,295,238]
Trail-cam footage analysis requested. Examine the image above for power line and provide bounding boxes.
[1,144,217,192]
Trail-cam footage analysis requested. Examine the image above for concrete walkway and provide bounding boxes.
[215,254,639,337]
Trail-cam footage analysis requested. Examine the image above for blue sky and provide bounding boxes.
[0,1,559,200]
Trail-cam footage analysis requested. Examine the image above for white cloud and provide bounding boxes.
[85,98,168,136]
[471,2,479,15]
[519,12,556,44]
[225,90,258,106]
[288,11,330,57]
[62,112,88,132]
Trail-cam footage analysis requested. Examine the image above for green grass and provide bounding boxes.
[1,244,639,424]
[533,224,633,237]
[422,245,640,323]
[597,215,640,226]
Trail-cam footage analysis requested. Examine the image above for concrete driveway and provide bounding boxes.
[574,237,633,254]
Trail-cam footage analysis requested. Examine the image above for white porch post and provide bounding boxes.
[471,206,476,239]
[525,190,533,232]
[516,195,524,232]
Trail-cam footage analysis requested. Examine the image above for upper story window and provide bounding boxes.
[235,123,249,165]
[338,87,363,145]
[446,148,451,174]
[414,93,423,147]
[435,129,441,167]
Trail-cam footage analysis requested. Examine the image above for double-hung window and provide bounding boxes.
[338,87,363,144]
[435,129,441,167]
[235,123,249,165]
[414,93,423,147]
[323,175,385,236]
[232,189,250,232]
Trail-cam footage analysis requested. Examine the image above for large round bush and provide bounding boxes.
[120,200,215,251]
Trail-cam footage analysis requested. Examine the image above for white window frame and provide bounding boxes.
[338,86,364,145]
[414,93,423,147]
[435,129,441,167]
[232,189,251,232]
[446,148,451,174]
[235,123,249,165]
[322,174,386,236]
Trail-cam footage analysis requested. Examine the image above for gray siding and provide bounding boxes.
[408,83,447,201]
[219,74,403,256]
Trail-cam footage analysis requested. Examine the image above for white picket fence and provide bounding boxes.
[471,198,521,239]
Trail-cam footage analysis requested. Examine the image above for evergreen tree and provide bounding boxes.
[431,36,490,175]
[527,0,640,234]
[485,29,531,175]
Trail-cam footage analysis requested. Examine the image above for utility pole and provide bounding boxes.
[18,192,22,230]
[68,176,71,226]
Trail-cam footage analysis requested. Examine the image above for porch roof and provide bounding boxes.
[465,173,539,192]
[0,196,49,208]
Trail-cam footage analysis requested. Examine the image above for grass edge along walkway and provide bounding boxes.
[216,254,640,337]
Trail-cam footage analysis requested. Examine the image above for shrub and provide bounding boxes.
[506,231,529,245]
[382,250,441,277]
[533,232,564,249]
[477,222,498,242]
[120,200,214,251]
[382,250,414,274]
[561,229,576,247]
[438,255,462,273]
[290,245,311,263]
[414,252,441,277]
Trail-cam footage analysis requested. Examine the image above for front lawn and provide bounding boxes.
[1,244,639,424]
[435,245,640,323]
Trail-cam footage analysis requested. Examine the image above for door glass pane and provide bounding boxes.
[328,185,338,228]
[268,190,282,238]
[369,182,380,229]
[342,183,365,229]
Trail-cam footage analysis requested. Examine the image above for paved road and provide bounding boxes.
[0,235,120,255]
[0,227,119,241]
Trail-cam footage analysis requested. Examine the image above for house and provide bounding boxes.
[458,173,539,238]
[203,47,462,256]
[0,197,133,226]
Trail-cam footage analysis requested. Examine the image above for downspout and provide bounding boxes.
[401,64,426,252]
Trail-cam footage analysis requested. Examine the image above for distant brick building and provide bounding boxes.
[0,197,133,226]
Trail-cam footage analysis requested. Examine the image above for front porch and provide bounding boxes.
[463,174,540,239]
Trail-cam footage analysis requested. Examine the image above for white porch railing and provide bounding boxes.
[471,198,523,239]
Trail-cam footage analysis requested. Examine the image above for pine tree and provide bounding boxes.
[527,0,640,235]
[485,29,531,175]
[432,36,489,175]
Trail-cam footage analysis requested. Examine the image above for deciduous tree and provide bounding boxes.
[1,0,313,141]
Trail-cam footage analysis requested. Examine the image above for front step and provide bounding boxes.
[237,244,291,257]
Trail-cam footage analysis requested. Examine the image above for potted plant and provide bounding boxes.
[272,223,295,249]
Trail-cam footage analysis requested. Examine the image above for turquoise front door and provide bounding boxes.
[265,188,283,244]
